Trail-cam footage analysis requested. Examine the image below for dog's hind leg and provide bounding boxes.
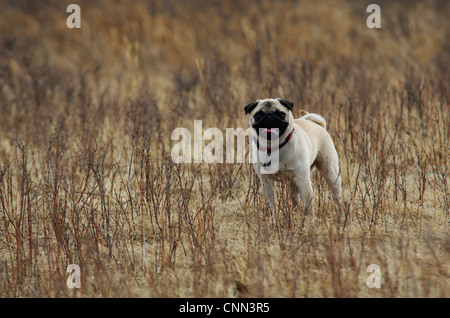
[317,154,344,225]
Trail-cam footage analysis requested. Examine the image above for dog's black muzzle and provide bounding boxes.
[252,113,289,139]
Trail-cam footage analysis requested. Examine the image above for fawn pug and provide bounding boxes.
[244,98,343,223]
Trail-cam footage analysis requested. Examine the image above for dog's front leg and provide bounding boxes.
[289,182,301,211]
[261,177,275,213]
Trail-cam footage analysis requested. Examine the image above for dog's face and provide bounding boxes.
[244,98,294,139]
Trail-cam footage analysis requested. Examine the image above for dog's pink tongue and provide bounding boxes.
[263,128,278,133]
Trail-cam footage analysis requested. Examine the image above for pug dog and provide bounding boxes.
[244,98,343,223]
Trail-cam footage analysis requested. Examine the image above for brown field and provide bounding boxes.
[0,0,449,297]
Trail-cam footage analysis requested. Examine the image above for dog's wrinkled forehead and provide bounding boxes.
[260,99,277,109]
[244,98,293,115]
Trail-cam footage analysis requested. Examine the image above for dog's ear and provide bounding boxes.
[244,100,259,115]
[276,98,294,111]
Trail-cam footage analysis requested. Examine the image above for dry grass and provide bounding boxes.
[0,0,449,298]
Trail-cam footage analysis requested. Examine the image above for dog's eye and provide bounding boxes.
[275,111,286,119]
[254,111,265,121]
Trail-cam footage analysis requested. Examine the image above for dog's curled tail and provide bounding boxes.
[299,110,327,129]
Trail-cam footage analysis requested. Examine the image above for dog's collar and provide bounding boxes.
[256,128,295,154]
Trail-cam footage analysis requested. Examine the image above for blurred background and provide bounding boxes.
[1,0,448,141]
